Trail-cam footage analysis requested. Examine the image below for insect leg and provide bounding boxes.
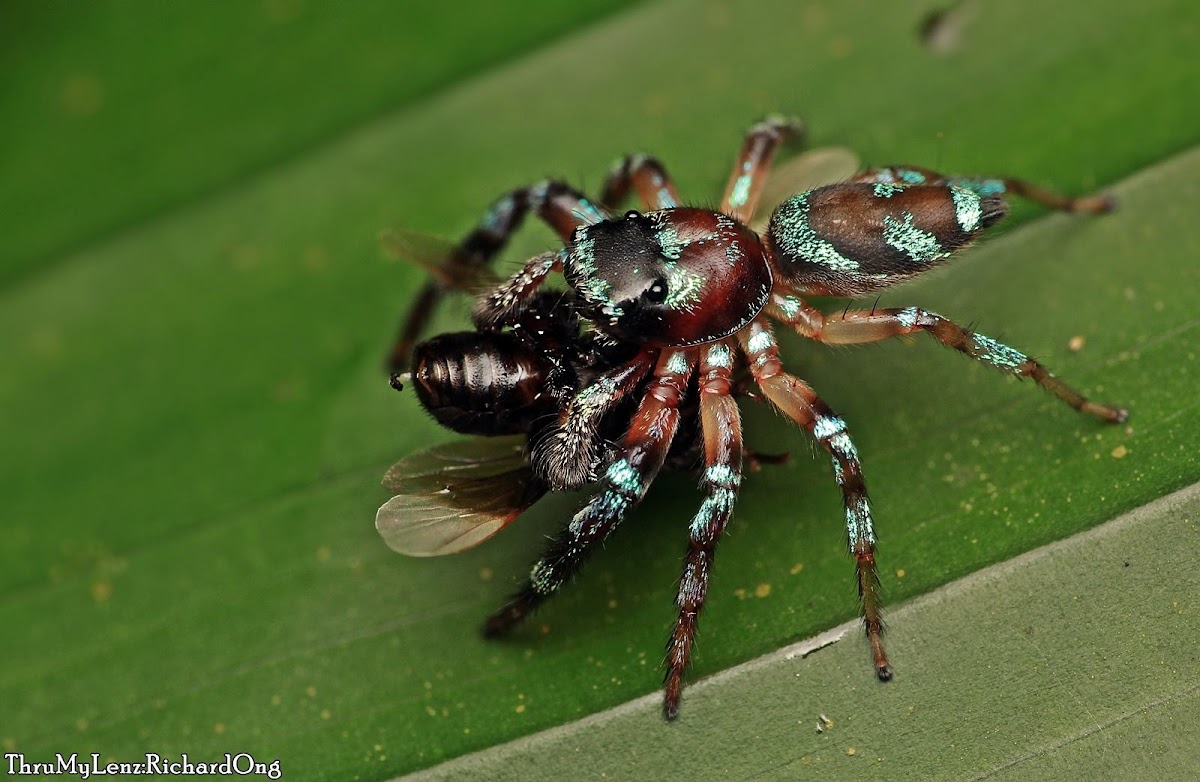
[738,319,891,681]
[600,154,681,210]
[769,296,1128,423]
[853,165,1113,213]
[483,350,696,638]
[721,115,806,224]
[388,180,608,372]
[663,341,742,720]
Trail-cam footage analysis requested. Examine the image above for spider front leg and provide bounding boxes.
[854,165,1114,214]
[601,154,681,210]
[388,180,608,371]
[721,115,806,223]
[531,348,658,490]
[664,341,742,720]
[768,296,1128,423]
[738,320,891,680]
[484,349,695,637]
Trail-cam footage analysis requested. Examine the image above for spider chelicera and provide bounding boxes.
[378,117,1127,720]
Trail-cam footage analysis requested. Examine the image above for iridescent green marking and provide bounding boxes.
[690,489,736,536]
[950,185,983,232]
[663,261,704,312]
[896,306,921,329]
[655,221,688,261]
[690,464,740,535]
[572,231,625,323]
[574,375,616,411]
[774,294,803,320]
[665,350,691,376]
[813,415,847,441]
[829,432,859,462]
[971,333,1028,373]
[827,429,856,489]
[950,176,1006,196]
[846,496,876,548]
[571,198,607,225]
[883,211,946,265]
[772,192,860,272]
[705,342,733,369]
[898,168,927,185]
[873,182,904,198]
[728,173,753,208]
[605,457,642,495]
[746,329,775,354]
[562,487,632,545]
[706,464,740,487]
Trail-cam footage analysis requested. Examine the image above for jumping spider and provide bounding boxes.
[378,116,1126,720]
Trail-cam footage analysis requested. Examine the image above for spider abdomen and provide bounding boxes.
[766,183,1006,296]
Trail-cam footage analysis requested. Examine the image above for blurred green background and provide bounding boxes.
[2,1,1197,779]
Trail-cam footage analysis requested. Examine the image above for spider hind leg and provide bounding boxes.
[738,319,891,681]
[663,341,743,720]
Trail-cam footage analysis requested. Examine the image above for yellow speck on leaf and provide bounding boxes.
[755,583,772,598]
[1111,445,1128,459]
[789,562,804,575]
[91,581,112,602]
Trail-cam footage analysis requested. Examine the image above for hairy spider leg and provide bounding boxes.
[767,295,1128,423]
[721,115,806,224]
[471,251,563,331]
[531,349,657,490]
[483,350,696,638]
[738,319,892,680]
[600,154,681,210]
[389,180,609,371]
[663,341,743,720]
[853,165,1114,214]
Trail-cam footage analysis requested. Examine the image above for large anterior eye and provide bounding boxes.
[644,279,669,304]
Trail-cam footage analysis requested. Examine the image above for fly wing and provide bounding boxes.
[379,227,499,290]
[751,147,861,233]
[376,436,547,557]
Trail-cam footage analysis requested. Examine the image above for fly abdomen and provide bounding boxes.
[412,332,554,436]
[766,182,1006,297]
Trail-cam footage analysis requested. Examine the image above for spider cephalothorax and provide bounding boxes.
[379,116,1126,720]
[563,208,772,346]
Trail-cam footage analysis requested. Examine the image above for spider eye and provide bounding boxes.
[644,279,669,304]
[624,210,640,220]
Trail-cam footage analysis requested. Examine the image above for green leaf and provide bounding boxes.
[409,484,1200,780]
[2,1,1197,779]
[0,0,642,283]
